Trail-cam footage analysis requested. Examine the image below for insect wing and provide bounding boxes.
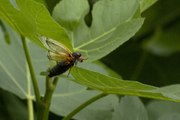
[48,51,70,62]
[40,36,72,53]
[39,36,73,62]
[45,38,73,61]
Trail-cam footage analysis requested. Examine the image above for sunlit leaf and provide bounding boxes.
[71,67,180,102]
[53,0,144,61]
[0,0,71,49]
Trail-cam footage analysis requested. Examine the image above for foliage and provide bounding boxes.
[0,0,180,120]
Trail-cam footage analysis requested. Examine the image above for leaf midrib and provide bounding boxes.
[75,26,116,50]
[0,61,26,95]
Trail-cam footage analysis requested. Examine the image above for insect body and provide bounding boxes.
[48,52,83,77]
[39,36,85,77]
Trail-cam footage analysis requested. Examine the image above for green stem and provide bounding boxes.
[21,36,43,120]
[27,96,34,120]
[40,77,59,120]
[21,36,41,103]
[63,93,107,120]
[27,65,34,120]
[21,36,59,120]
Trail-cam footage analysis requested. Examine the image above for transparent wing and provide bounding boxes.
[39,36,72,54]
[39,35,73,62]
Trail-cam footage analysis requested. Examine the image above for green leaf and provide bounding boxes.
[147,100,180,120]
[53,0,144,61]
[0,27,27,98]
[0,24,120,118]
[153,85,180,101]
[71,67,180,102]
[112,96,148,120]
[0,24,47,98]
[74,0,143,61]
[51,81,118,120]
[75,18,144,61]
[140,0,158,12]
[0,0,71,49]
[52,0,89,31]
[158,114,180,120]
[78,61,122,79]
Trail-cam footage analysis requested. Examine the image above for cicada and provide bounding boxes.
[39,36,86,77]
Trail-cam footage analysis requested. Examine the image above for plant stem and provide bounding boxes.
[40,77,59,120]
[21,36,41,103]
[27,96,34,120]
[21,36,42,120]
[27,65,34,120]
[63,93,107,120]
[21,36,59,120]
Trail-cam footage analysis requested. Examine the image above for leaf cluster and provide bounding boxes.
[0,0,180,119]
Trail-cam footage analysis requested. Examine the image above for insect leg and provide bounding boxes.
[67,67,72,77]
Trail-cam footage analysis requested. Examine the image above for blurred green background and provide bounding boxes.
[1,0,180,119]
